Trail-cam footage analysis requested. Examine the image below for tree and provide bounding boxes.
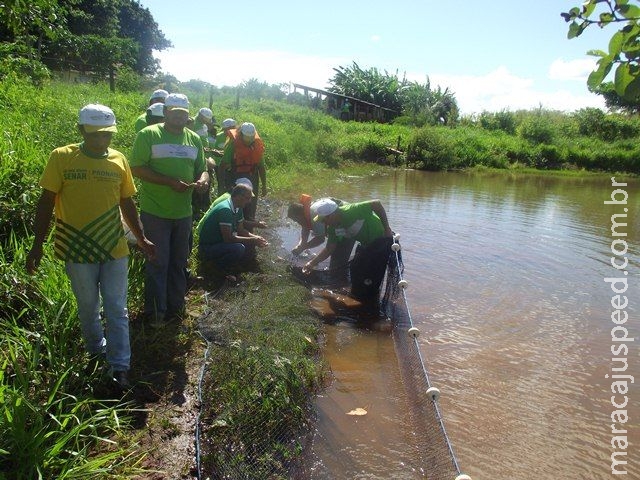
[1,0,171,77]
[329,62,459,125]
[594,81,640,113]
[562,0,640,100]
[328,62,403,112]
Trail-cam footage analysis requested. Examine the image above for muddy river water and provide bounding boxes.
[278,169,639,479]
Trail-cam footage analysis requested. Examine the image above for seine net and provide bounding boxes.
[196,240,465,479]
[380,243,464,480]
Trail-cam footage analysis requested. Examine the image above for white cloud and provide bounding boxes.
[154,50,605,114]
[370,35,381,42]
[154,49,345,90]
[548,58,597,81]
[426,66,604,115]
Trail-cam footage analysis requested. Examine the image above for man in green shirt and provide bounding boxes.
[303,199,394,300]
[134,89,168,132]
[130,93,209,326]
[197,183,268,272]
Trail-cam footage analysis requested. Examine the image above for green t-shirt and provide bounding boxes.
[195,192,245,231]
[327,201,384,247]
[213,130,229,150]
[130,124,205,219]
[197,196,243,245]
[134,112,147,132]
[190,119,209,147]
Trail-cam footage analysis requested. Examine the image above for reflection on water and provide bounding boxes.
[279,170,639,479]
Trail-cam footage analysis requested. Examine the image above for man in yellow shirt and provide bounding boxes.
[26,104,155,390]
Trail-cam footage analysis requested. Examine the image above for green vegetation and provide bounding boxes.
[562,0,640,103]
[0,75,638,477]
[1,0,170,84]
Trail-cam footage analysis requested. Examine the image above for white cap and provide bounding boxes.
[222,118,237,129]
[311,198,338,221]
[164,93,190,112]
[78,104,117,133]
[240,122,256,136]
[198,107,213,120]
[147,103,164,117]
[149,89,168,101]
[235,177,254,189]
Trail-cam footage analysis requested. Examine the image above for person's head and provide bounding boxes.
[197,107,214,125]
[149,89,168,105]
[77,104,117,155]
[231,183,254,208]
[221,118,237,131]
[312,198,340,226]
[145,102,165,125]
[235,177,254,190]
[287,203,305,226]
[239,122,256,145]
[163,93,190,132]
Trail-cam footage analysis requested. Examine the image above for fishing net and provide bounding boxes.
[381,240,464,480]
[196,237,466,479]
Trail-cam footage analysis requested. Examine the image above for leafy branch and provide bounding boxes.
[561,0,640,99]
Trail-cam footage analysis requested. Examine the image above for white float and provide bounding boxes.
[426,386,441,401]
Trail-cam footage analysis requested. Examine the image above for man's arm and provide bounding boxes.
[370,200,393,237]
[220,223,268,247]
[302,242,337,273]
[237,221,269,247]
[120,197,156,261]
[258,162,267,196]
[26,189,56,274]
[131,165,193,193]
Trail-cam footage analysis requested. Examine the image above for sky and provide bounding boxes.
[137,0,615,115]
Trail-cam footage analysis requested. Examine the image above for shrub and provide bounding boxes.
[478,109,516,134]
[407,126,456,170]
[115,66,143,93]
[517,115,554,144]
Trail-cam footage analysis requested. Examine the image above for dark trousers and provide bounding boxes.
[349,237,393,300]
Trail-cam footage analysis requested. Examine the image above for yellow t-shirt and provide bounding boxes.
[40,144,136,263]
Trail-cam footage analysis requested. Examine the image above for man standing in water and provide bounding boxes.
[287,194,354,281]
[302,198,394,300]
[26,104,155,390]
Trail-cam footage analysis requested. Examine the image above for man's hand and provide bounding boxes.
[194,178,209,193]
[302,260,315,275]
[171,179,194,192]
[137,238,157,262]
[253,235,269,248]
[25,245,43,275]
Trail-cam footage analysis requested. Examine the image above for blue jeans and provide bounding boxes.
[140,212,192,319]
[199,242,245,269]
[65,257,130,371]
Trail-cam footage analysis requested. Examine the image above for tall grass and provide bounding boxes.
[0,233,142,479]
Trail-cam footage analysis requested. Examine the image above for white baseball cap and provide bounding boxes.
[198,107,213,120]
[164,93,190,112]
[78,104,117,133]
[146,103,164,117]
[235,177,254,189]
[311,198,338,221]
[222,118,237,129]
[240,122,256,136]
[149,89,168,101]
